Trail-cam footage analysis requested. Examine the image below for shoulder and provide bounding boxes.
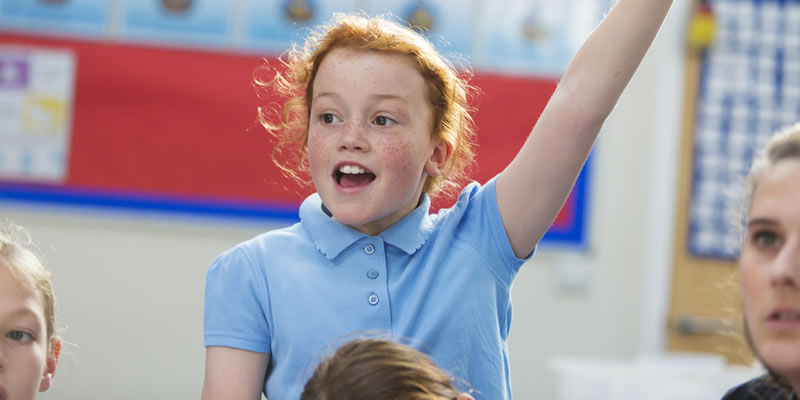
[210,223,309,270]
[722,375,794,400]
[434,178,495,221]
[239,222,308,253]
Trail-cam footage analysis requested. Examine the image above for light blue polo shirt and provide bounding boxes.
[204,177,531,400]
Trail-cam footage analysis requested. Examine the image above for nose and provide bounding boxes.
[337,119,369,152]
[770,238,800,288]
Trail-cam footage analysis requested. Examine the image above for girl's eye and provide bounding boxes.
[321,113,341,124]
[751,230,782,249]
[7,330,34,344]
[373,115,396,127]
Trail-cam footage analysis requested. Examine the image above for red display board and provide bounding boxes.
[0,32,588,246]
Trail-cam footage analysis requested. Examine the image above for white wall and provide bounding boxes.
[4,209,279,400]
[3,1,689,399]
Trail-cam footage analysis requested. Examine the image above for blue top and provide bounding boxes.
[204,177,532,400]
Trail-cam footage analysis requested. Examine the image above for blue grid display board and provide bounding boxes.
[689,0,800,259]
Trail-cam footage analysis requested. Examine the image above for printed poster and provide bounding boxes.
[689,0,800,259]
[242,0,360,54]
[364,0,476,64]
[120,0,233,47]
[0,0,109,36]
[0,46,76,182]
[479,0,608,77]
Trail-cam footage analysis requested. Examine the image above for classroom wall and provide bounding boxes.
[3,1,689,399]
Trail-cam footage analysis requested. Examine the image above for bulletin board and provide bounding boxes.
[0,0,602,248]
[687,0,800,259]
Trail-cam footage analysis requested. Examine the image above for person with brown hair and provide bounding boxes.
[301,338,474,400]
[722,124,800,399]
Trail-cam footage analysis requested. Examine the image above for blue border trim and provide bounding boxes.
[0,182,300,223]
[1,154,590,238]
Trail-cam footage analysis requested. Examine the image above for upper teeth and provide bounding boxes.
[339,165,367,174]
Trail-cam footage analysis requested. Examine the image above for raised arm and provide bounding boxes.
[496,0,673,257]
[201,347,270,400]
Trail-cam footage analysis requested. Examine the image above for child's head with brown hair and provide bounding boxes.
[0,221,60,399]
[301,338,474,400]
[737,123,800,394]
[258,13,477,235]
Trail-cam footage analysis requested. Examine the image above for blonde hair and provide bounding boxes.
[0,221,57,346]
[742,123,800,221]
[301,338,467,400]
[736,123,800,395]
[257,12,477,198]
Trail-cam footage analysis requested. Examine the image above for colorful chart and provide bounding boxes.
[689,0,800,259]
[0,46,76,182]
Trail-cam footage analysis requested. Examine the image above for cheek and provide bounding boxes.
[306,136,326,170]
[381,141,419,176]
[739,262,764,320]
[8,348,45,384]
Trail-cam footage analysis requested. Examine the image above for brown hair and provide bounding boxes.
[0,221,57,347]
[301,338,468,400]
[257,12,477,198]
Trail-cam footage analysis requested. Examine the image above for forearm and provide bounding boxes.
[557,0,674,120]
[496,0,674,256]
[201,347,270,400]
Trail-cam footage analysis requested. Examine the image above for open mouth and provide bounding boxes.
[335,164,376,188]
[0,384,6,400]
[769,310,800,321]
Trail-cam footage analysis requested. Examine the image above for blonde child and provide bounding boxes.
[203,2,673,399]
[301,338,474,400]
[0,222,60,400]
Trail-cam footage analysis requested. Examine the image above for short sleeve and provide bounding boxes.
[449,177,533,286]
[203,247,272,353]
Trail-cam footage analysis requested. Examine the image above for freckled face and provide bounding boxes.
[740,159,800,388]
[0,265,51,400]
[307,48,444,236]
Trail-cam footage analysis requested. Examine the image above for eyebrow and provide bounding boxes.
[5,307,42,322]
[748,217,778,228]
[3,308,44,335]
[312,91,337,102]
[369,94,407,102]
[312,92,408,103]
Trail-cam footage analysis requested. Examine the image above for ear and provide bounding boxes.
[39,337,61,392]
[424,137,453,177]
[456,393,475,400]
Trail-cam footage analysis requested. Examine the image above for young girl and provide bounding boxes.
[0,222,61,400]
[722,124,800,399]
[203,2,673,399]
[301,338,474,400]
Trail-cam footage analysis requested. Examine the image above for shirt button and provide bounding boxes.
[367,269,379,279]
[368,293,379,306]
[364,244,375,255]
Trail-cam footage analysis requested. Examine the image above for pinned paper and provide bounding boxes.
[0,47,76,182]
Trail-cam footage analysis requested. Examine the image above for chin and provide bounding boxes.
[760,345,800,376]
[330,208,373,226]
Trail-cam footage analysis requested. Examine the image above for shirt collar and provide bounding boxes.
[300,193,435,260]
